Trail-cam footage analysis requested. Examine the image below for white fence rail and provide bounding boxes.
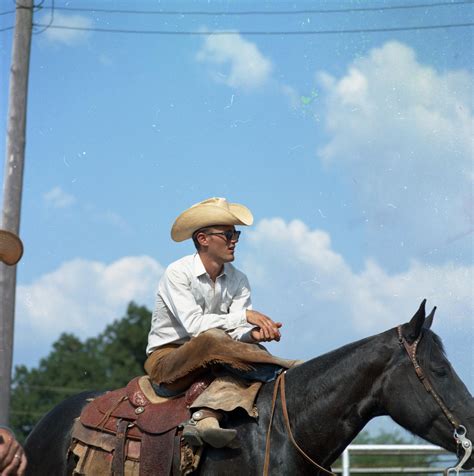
[332,444,471,475]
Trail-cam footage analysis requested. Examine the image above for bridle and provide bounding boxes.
[263,328,472,476]
[397,325,472,475]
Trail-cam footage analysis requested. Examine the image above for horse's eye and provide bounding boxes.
[432,367,447,377]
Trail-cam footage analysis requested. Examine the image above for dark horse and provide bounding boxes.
[24,301,474,475]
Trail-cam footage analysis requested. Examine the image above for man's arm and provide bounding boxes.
[0,427,27,476]
[226,276,255,342]
[227,276,282,343]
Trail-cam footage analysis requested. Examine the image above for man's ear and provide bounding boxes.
[196,231,209,248]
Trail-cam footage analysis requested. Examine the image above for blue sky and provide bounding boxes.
[1,0,473,435]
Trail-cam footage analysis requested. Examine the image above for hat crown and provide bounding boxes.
[191,197,230,210]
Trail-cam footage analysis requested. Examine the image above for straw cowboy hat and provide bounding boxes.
[0,230,23,265]
[171,197,254,242]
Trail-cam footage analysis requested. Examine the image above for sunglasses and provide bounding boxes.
[205,230,241,242]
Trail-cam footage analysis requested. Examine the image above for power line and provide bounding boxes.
[0,26,14,32]
[30,21,474,35]
[33,0,474,16]
[32,0,53,34]
[1,0,472,16]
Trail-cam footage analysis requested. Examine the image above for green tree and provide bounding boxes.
[10,302,151,441]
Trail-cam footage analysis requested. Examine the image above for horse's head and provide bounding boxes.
[382,300,474,470]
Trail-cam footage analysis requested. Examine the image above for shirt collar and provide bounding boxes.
[193,253,207,277]
[193,253,229,278]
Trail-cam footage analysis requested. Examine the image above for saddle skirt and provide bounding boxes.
[70,375,211,476]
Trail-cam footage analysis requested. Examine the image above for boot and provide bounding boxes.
[182,408,238,448]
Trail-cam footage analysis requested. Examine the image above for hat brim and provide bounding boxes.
[0,230,23,266]
[171,203,253,242]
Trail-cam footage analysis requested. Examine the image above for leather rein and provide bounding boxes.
[263,370,335,476]
[263,327,472,475]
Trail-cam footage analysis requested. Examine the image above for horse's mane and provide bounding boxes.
[284,326,450,399]
[301,326,447,370]
[308,323,404,365]
[429,331,447,356]
[305,334,375,367]
[288,330,387,383]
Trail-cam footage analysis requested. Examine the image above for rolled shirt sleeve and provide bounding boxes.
[225,275,257,342]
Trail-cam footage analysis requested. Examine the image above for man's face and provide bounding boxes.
[199,225,240,263]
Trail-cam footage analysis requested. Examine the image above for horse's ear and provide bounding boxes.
[423,306,436,330]
[405,299,426,341]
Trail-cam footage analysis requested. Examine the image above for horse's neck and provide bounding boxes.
[286,332,393,466]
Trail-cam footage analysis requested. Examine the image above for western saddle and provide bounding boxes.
[69,375,212,475]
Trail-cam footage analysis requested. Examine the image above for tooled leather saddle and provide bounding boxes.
[69,375,212,476]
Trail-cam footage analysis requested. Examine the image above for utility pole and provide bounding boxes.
[0,0,33,426]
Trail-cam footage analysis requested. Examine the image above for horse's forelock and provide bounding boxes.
[420,329,448,365]
[432,333,447,356]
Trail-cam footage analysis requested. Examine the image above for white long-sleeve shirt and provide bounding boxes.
[146,253,255,354]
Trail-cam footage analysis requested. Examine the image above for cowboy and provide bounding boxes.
[0,230,27,475]
[145,198,299,449]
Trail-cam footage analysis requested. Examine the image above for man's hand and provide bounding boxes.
[0,428,27,476]
[246,310,282,342]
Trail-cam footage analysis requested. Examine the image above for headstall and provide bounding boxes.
[397,326,472,475]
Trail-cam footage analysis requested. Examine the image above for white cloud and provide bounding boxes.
[241,218,473,387]
[16,256,163,341]
[196,32,273,90]
[350,259,472,331]
[43,186,76,208]
[17,220,471,341]
[316,41,473,263]
[13,219,472,387]
[40,12,92,45]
